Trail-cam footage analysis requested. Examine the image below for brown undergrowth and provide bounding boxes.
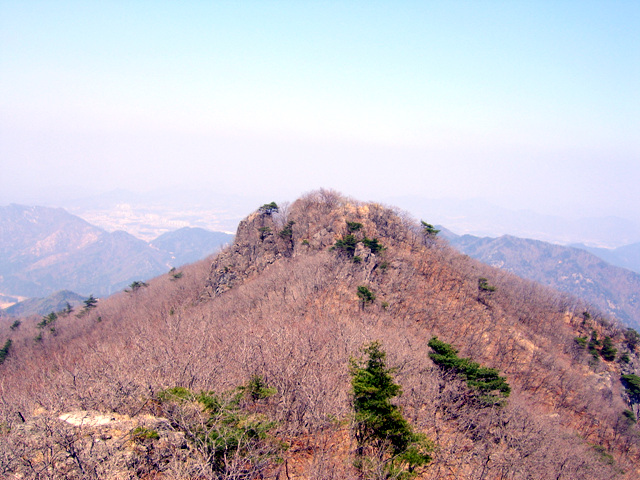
[0,189,638,479]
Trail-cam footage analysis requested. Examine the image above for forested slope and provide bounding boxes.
[0,190,638,479]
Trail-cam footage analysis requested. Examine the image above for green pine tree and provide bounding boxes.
[350,342,431,478]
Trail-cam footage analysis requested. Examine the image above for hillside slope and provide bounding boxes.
[0,191,638,479]
[448,233,640,330]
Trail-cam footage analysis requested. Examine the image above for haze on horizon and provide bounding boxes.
[1,1,639,228]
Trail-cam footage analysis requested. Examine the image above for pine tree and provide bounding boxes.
[350,342,431,477]
[84,294,98,309]
[0,339,12,364]
[420,220,440,236]
[600,336,617,361]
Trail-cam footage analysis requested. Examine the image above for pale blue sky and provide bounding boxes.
[1,1,639,222]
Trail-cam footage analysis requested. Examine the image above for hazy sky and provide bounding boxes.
[2,1,639,221]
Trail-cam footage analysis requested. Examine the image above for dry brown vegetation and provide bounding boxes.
[0,189,639,479]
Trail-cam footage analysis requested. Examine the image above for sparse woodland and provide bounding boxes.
[0,190,639,479]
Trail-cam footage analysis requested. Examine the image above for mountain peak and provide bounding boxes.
[204,190,421,297]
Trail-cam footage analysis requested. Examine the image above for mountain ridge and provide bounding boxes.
[151,227,234,268]
[446,231,640,330]
[1,191,638,478]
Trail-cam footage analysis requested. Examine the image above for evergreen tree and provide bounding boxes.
[334,234,359,255]
[350,342,431,477]
[62,302,73,315]
[420,220,440,237]
[0,339,12,364]
[428,337,510,399]
[621,374,640,404]
[84,294,98,310]
[126,281,148,293]
[357,286,376,310]
[600,336,617,361]
[258,202,279,215]
[37,312,57,329]
[77,294,98,317]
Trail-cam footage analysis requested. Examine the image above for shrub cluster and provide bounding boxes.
[333,221,385,258]
[157,380,280,476]
[576,331,619,363]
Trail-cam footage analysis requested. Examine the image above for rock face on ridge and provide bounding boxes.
[204,210,285,297]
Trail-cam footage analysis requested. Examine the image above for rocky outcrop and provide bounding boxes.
[204,210,289,297]
[8,409,189,479]
[203,192,415,299]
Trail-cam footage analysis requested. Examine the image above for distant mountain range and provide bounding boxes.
[570,242,640,275]
[0,204,233,303]
[389,195,640,248]
[445,230,640,330]
[4,290,86,317]
[151,227,235,267]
